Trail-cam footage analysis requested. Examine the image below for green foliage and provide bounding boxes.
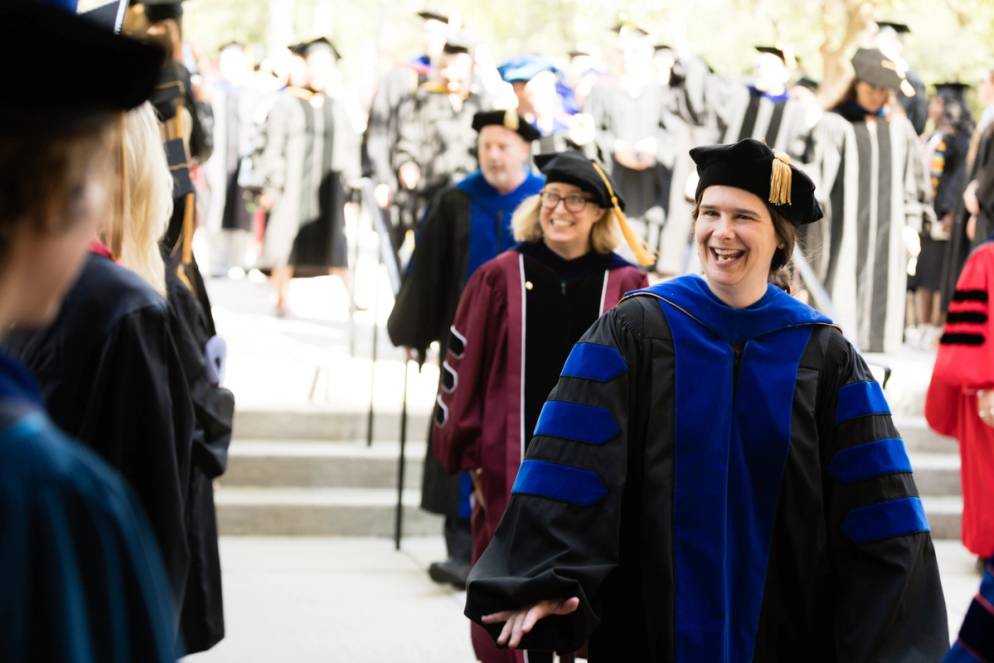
[184,0,994,89]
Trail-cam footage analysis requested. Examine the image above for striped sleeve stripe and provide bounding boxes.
[560,342,628,382]
[952,289,989,303]
[946,311,988,325]
[534,401,620,445]
[940,333,985,346]
[828,438,912,483]
[511,459,607,506]
[835,380,890,425]
[840,497,930,543]
[951,562,994,661]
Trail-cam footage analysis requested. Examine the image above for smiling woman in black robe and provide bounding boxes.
[466,139,948,662]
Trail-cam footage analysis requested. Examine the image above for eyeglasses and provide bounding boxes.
[540,191,595,213]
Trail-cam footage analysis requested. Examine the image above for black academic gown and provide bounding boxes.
[466,275,948,662]
[4,252,194,616]
[0,351,177,663]
[166,258,233,654]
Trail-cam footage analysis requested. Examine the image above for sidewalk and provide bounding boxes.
[182,536,977,662]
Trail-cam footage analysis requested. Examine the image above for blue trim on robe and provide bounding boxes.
[841,497,930,543]
[455,170,545,282]
[533,400,619,444]
[641,275,828,662]
[944,559,994,662]
[829,438,912,483]
[628,275,833,343]
[560,343,628,382]
[511,459,606,506]
[0,349,43,406]
[835,380,890,424]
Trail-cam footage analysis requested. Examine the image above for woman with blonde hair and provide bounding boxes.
[108,101,172,295]
[432,150,647,663]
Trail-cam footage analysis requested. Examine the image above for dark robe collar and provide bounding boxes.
[832,100,887,123]
[628,274,833,343]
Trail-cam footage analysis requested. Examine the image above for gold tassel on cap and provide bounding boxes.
[769,151,792,206]
[590,160,655,267]
[503,109,519,132]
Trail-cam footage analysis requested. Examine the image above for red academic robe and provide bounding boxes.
[925,241,994,557]
[432,246,646,663]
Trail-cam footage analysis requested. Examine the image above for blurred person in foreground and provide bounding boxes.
[433,151,648,662]
[387,110,544,589]
[0,3,176,660]
[466,138,947,661]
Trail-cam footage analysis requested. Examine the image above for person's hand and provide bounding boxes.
[941,212,953,234]
[902,225,921,257]
[374,182,392,208]
[481,597,580,649]
[967,214,978,242]
[398,162,421,190]
[964,180,980,216]
[978,390,994,428]
[258,192,277,210]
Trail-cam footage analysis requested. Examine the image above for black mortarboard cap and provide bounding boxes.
[795,76,820,91]
[611,19,651,37]
[755,45,788,63]
[81,0,129,33]
[471,110,541,143]
[535,151,624,210]
[935,81,970,101]
[0,3,163,124]
[442,33,473,55]
[303,36,341,60]
[851,47,905,91]
[416,7,449,23]
[287,42,308,56]
[876,21,911,34]
[690,138,822,226]
[136,0,186,22]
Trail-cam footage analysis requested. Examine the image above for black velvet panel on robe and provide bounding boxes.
[4,253,194,615]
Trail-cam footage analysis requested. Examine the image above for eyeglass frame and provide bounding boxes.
[539,190,598,213]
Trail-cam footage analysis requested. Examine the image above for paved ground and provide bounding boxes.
[182,536,978,663]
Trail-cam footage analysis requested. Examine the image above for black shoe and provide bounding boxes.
[428,558,470,589]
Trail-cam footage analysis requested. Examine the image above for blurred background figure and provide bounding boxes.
[910,84,973,348]
[364,7,454,250]
[586,20,672,270]
[204,40,264,278]
[392,34,486,243]
[256,38,361,317]
[874,20,928,135]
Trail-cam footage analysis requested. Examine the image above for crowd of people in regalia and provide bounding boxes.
[2,0,994,661]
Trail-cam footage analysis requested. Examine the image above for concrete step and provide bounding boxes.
[921,496,962,541]
[233,408,431,442]
[215,487,442,536]
[895,416,957,454]
[910,452,960,497]
[220,440,425,489]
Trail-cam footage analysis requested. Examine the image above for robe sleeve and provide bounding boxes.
[431,268,503,474]
[76,306,194,608]
[391,91,421,174]
[902,118,930,232]
[1,419,178,663]
[258,95,290,201]
[585,84,617,164]
[823,331,949,661]
[465,301,645,653]
[385,192,459,355]
[930,244,994,390]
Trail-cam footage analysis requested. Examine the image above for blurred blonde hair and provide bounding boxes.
[109,102,172,296]
[511,194,618,254]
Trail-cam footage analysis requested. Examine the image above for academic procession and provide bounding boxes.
[1,0,993,661]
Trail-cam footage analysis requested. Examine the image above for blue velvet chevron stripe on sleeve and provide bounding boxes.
[533,400,619,445]
[835,380,890,424]
[511,459,607,506]
[840,497,930,543]
[560,343,628,382]
[828,438,913,483]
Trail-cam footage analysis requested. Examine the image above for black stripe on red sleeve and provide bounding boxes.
[951,289,989,303]
[939,333,985,346]
[946,311,989,324]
